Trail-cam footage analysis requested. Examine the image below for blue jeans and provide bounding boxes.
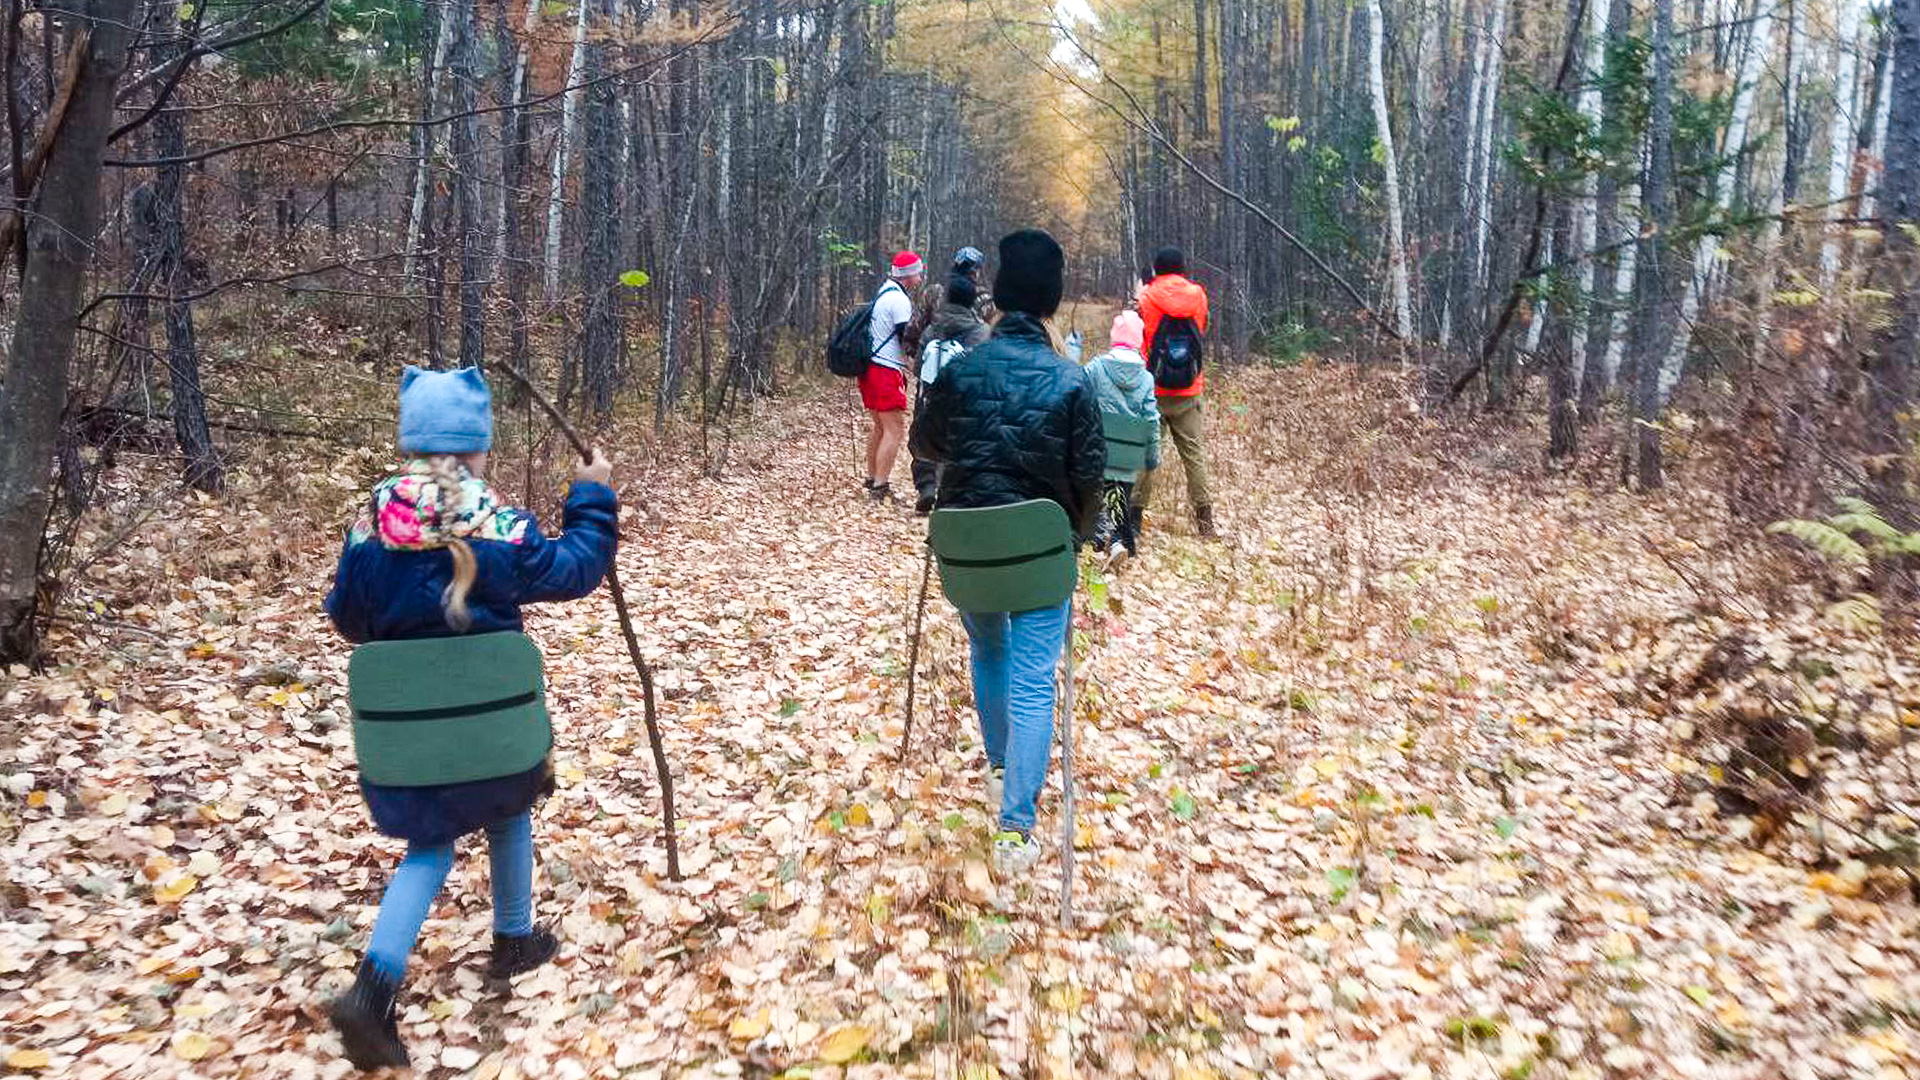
[364,812,534,981]
[960,600,1070,835]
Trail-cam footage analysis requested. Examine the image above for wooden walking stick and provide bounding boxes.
[1058,602,1076,923]
[898,536,935,761]
[501,368,681,881]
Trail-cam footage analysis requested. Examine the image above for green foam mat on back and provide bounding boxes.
[348,632,552,787]
[929,500,1078,614]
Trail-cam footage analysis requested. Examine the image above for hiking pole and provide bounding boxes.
[899,461,942,762]
[1058,599,1077,924]
[899,534,935,762]
[500,368,682,881]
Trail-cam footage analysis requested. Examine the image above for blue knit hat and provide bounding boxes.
[398,365,493,454]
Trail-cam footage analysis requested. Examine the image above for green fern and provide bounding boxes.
[1767,519,1870,569]
[1828,512,1900,542]
[1770,497,1920,570]
[1825,593,1884,632]
[1832,495,1881,519]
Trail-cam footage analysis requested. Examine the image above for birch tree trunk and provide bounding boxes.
[1365,0,1414,346]
[495,0,538,273]
[1751,0,1799,368]
[1818,0,1866,287]
[1655,4,1771,403]
[1600,150,1643,392]
[1443,0,1496,347]
[1470,0,1507,313]
[1852,30,1895,265]
[448,0,484,368]
[1568,0,1609,401]
[545,0,591,298]
[406,1,451,282]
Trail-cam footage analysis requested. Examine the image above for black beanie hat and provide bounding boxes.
[994,228,1065,318]
[946,273,979,310]
[1152,246,1186,275]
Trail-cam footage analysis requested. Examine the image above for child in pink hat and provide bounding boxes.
[1081,310,1160,564]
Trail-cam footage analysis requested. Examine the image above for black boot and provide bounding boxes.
[1195,505,1220,540]
[487,926,559,981]
[328,964,409,1071]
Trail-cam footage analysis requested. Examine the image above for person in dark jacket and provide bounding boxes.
[909,228,1104,876]
[908,275,994,514]
[322,366,617,1071]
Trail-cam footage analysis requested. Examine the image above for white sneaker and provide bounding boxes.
[986,766,1005,811]
[1103,541,1129,571]
[992,830,1042,876]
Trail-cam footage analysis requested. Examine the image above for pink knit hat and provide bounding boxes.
[1110,310,1144,350]
[888,250,925,279]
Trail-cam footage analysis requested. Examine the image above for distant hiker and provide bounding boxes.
[1136,246,1218,538]
[862,250,923,503]
[906,245,993,357]
[906,249,994,514]
[910,228,1105,876]
[323,366,617,1071]
[1084,309,1159,565]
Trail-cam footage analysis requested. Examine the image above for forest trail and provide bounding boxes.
[3,362,1917,1080]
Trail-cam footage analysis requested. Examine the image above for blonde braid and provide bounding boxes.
[425,454,477,632]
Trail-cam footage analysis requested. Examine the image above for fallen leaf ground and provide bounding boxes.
[3,359,1918,1080]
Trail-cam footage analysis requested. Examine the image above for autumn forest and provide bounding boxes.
[0,0,1918,1075]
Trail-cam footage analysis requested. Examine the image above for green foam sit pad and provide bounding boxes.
[929,500,1078,614]
[348,632,551,787]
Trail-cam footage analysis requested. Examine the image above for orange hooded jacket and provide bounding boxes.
[1139,273,1210,398]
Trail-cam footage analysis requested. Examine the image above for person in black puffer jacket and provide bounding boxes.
[910,230,1105,533]
[908,228,1104,877]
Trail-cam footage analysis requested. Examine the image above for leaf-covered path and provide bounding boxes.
[3,366,1917,1079]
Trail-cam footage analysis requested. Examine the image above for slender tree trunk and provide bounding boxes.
[1632,0,1677,489]
[1819,0,1866,287]
[1568,0,1609,405]
[154,87,221,492]
[1865,0,1918,515]
[1751,0,1797,370]
[406,0,450,281]
[1366,0,1414,347]
[448,0,483,368]
[1600,142,1644,394]
[1470,0,1507,318]
[545,0,590,298]
[496,0,538,270]
[1853,30,1896,236]
[0,0,138,662]
[580,0,619,413]
[1655,3,1771,404]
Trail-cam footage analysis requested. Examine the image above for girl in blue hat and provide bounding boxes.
[323,366,616,1070]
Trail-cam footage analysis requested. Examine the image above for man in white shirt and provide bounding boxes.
[861,250,923,502]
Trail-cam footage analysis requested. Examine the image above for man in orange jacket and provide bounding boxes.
[1136,247,1218,538]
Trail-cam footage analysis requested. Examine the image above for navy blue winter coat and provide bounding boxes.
[325,465,618,845]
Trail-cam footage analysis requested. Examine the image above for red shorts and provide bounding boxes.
[859,363,908,412]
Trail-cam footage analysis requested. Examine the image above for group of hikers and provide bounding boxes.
[318,227,1214,1070]
[850,228,1218,873]
[849,234,1218,549]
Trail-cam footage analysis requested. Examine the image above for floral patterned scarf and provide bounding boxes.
[347,459,529,550]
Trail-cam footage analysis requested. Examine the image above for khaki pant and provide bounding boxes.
[1134,394,1210,513]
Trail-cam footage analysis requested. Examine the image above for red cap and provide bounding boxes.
[888,251,925,279]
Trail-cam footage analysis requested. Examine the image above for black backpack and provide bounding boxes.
[1148,314,1205,391]
[826,284,901,378]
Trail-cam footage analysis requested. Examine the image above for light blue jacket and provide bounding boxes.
[1083,347,1160,471]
